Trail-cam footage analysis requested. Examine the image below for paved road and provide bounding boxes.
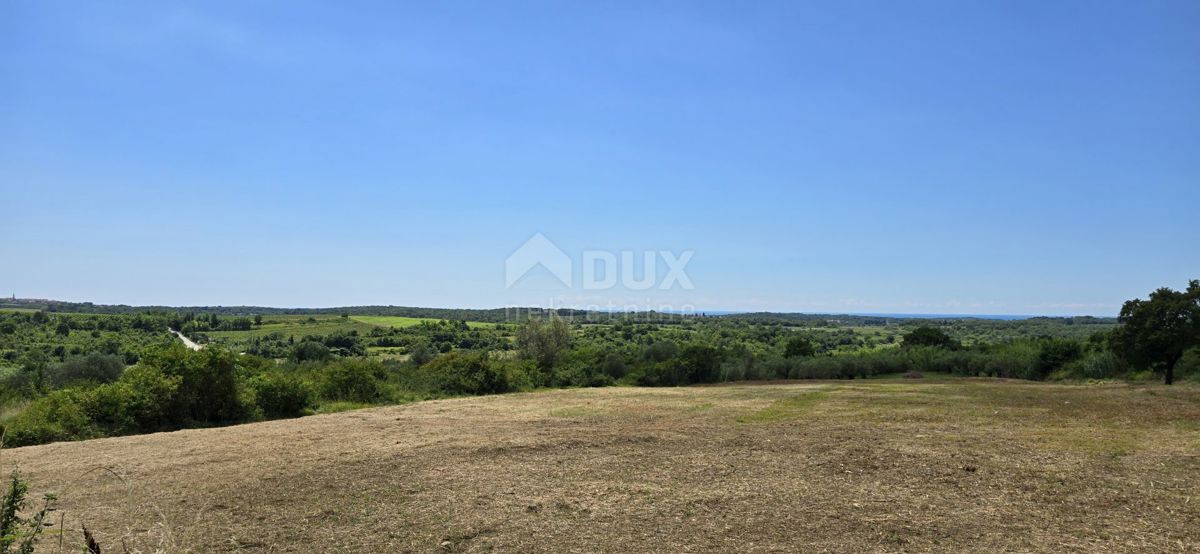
[168,328,203,350]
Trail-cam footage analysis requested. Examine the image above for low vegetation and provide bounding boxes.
[0,281,1196,447]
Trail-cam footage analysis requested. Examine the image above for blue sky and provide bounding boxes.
[2,1,1197,315]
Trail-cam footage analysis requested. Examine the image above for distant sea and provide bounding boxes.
[605,308,1045,320]
[684,310,1035,320]
[849,313,1033,320]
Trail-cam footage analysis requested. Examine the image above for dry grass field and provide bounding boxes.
[3,378,1199,553]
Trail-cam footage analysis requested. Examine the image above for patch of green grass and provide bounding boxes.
[316,401,377,414]
[351,315,495,329]
[206,316,377,341]
[0,399,30,425]
[736,389,829,423]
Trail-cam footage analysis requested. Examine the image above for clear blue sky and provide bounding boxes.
[2,1,1197,316]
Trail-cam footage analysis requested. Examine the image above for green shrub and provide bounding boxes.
[113,364,183,430]
[981,341,1040,379]
[1034,338,1083,380]
[1,469,53,552]
[250,373,315,418]
[2,390,95,446]
[320,359,383,403]
[1063,350,1125,380]
[784,336,816,358]
[420,351,511,395]
[290,341,332,363]
[48,353,124,387]
[138,346,247,424]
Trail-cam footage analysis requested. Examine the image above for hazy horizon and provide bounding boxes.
[1,293,1106,320]
[3,1,1197,316]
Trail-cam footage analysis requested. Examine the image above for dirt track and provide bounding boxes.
[4,380,1199,553]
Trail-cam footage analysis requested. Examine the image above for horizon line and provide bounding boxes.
[0,296,1117,320]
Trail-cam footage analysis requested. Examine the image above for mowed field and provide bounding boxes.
[4,379,1198,553]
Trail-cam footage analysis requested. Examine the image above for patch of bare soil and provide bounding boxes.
[4,381,1199,553]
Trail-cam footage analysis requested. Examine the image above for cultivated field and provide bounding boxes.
[202,315,380,341]
[351,316,496,329]
[4,379,1198,553]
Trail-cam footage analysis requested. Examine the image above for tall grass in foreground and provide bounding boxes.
[0,429,54,553]
[0,430,112,554]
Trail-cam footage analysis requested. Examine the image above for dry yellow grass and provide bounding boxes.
[4,379,1199,552]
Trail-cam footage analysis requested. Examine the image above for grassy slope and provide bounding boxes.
[4,379,1197,552]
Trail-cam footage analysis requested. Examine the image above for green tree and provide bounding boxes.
[679,344,723,383]
[407,340,435,366]
[516,316,572,371]
[290,340,331,363]
[902,326,958,349]
[1110,280,1200,385]
[784,336,815,358]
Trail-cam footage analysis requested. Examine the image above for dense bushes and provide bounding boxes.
[902,326,960,349]
[0,345,249,445]
[635,344,723,386]
[1,343,542,446]
[415,351,514,395]
[249,372,314,418]
[620,336,1113,385]
[319,359,384,403]
[1,309,1187,448]
[48,353,124,387]
[290,341,332,362]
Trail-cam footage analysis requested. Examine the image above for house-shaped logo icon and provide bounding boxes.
[505,233,572,288]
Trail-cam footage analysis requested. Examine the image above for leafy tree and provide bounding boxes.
[516,316,572,371]
[643,341,679,363]
[407,340,435,366]
[679,344,723,383]
[784,336,815,358]
[290,340,332,363]
[1110,280,1200,384]
[601,353,627,379]
[902,326,959,349]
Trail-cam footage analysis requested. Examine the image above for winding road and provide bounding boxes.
[168,328,203,351]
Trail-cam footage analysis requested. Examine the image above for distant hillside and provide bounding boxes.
[0,298,1118,326]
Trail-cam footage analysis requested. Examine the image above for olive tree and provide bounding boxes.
[1110,280,1200,385]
